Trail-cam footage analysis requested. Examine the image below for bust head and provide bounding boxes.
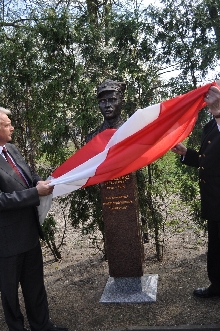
[97,79,126,121]
[85,80,126,142]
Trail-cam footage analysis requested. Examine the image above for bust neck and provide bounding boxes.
[103,116,124,129]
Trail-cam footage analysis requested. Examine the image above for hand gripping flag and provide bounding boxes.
[38,82,217,224]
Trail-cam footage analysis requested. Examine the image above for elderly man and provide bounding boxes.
[0,107,68,331]
[172,85,220,298]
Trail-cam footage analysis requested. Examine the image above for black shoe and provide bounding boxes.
[193,286,220,298]
[47,323,68,331]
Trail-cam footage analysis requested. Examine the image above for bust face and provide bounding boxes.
[98,90,123,120]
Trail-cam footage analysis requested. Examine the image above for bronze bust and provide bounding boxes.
[85,79,126,143]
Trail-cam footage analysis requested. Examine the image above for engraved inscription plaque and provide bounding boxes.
[100,172,144,277]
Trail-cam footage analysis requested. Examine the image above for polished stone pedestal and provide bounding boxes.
[100,173,144,278]
[100,274,158,303]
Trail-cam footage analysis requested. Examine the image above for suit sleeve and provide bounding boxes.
[181,148,199,168]
[0,187,40,211]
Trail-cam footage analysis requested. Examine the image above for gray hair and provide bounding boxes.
[0,107,11,115]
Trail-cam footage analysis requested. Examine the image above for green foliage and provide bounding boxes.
[59,185,107,257]
[147,0,220,84]
[137,155,180,260]
[0,8,85,170]
[67,185,103,234]
[41,213,62,261]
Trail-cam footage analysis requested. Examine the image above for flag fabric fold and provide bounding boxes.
[37,82,216,224]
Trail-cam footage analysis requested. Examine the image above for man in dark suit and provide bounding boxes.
[0,108,68,331]
[172,85,220,298]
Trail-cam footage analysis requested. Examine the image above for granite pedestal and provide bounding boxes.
[100,173,158,303]
[100,274,158,303]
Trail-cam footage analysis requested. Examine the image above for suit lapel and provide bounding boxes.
[0,155,27,188]
[3,144,32,187]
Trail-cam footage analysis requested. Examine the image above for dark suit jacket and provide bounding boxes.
[0,143,43,257]
[182,119,220,221]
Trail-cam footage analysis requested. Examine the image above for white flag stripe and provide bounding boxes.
[106,104,160,149]
[50,148,108,185]
[52,181,88,197]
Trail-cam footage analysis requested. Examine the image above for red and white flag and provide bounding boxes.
[38,82,216,223]
[51,82,216,196]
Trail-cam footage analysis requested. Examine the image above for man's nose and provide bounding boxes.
[105,99,111,107]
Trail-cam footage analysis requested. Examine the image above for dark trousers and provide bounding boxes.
[207,220,220,292]
[0,242,50,331]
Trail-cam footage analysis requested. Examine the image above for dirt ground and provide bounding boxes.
[1,213,220,331]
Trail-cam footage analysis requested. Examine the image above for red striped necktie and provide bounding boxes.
[2,147,27,186]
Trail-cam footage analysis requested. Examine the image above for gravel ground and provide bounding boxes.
[1,207,220,331]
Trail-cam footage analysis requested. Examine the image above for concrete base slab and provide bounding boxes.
[100,274,158,303]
